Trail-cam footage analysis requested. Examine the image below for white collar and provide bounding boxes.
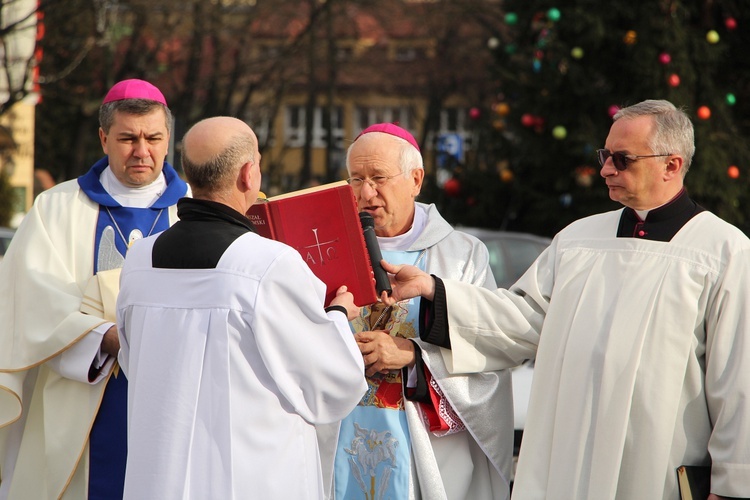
[100,166,166,208]
[377,204,427,251]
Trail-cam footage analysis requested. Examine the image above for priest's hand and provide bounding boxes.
[380,260,435,305]
[101,325,120,357]
[329,285,361,320]
[355,330,415,377]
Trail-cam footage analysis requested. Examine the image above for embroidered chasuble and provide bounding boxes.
[334,250,426,500]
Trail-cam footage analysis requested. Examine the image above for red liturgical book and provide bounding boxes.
[246,181,378,306]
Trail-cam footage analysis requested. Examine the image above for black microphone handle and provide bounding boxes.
[359,213,392,296]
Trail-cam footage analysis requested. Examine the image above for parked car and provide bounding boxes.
[0,227,15,261]
[458,227,551,289]
[458,227,551,482]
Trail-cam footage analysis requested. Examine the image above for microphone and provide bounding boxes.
[359,212,392,297]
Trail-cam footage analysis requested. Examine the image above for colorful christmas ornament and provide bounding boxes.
[697,106,711,120]
[608,105,620,118]
[487,37,500,49]
[500,169,514,183]
[623,30,637,45]
[575,166,596,187]
[725,17,738,31]
[521,113,536,127]
[443,178,461,197]
[726,93,737,106]
[571,47,584,59]
[668,73,681,87]
[658,52,671,65]
[469,107,481,120]
[552,126,567,140]
[547,8,561,22]
[504,12,518,25]
[706,30,720,44]
[494,102,510,116]
[728,165,740,179]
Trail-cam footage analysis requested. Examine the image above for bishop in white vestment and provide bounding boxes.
[0,79,188,499]
[324,123,513,500]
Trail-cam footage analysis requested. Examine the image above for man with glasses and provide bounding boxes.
[380,100,750,499]
[319,123,513,500]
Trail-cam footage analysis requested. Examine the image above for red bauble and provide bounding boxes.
[697,106,711,120]
[469,107,481,120]
[521,113,536,127]
[658,52,671,65]
[725,17,738,30]
[607,105,620,118]
[728,165,740,179]
[443,178,461,197]
[668,73,681,87]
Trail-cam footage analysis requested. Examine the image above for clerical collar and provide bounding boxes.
[100,166,166,208]
[377,204,427,251]
[617,189,704,241]
[78,156,188,209]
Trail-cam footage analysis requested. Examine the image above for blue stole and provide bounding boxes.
[334,249,425,500]
[78,157,187,499]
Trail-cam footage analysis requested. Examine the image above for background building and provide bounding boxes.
[0,0,39,227]
[31,0,750,236]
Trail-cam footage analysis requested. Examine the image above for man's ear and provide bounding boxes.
[411,168,425,197]
[665,155,684,179]
[99,128,108,153]
[238,161,254,192]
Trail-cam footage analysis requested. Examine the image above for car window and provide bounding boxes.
[483,239,508,286]
[506,240,546,282]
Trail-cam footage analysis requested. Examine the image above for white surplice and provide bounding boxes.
[117,232,367,500]
[439,210,750,499]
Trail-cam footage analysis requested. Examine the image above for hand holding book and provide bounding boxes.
[246,181,380,306]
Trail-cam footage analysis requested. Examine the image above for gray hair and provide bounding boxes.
[99,99,173,135]
[345,133,424,175]
[613,99,695,175]
[182,135,256,193]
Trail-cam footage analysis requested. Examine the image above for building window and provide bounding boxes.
[284,105,344,148]
[336,45,354,61]
[245,107,273,148]
[394,47,418,61]
[354,106,416,135]
[428,107,474,152]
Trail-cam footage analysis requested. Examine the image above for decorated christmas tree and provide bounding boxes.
[434,1,750,236]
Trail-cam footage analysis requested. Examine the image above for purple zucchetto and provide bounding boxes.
[355,123,420,152]
[102,79,167,106]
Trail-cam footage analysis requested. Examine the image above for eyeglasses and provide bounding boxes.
[596,149,672,171]
[346,172,405,189]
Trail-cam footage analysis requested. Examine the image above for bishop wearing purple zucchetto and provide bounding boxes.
[0,79,189,499]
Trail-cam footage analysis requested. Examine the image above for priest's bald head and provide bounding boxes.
[600,99,694,211]
[181,116,261,213]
